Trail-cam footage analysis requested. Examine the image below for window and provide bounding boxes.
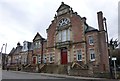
[37,55,41,64]
[24,58,27,64]
[58,18,70,27]
[77,50,82,61]
[34,41,41,48]
[88,36,94,45]
[43,55,47,64]
[90,49,95,61]
[49,54,53,63]
[58,29,70,42]
[23,43,26,50]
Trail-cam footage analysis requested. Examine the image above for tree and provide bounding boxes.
[109,38,120,71]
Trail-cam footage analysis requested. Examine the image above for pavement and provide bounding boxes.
[6,70,120,81]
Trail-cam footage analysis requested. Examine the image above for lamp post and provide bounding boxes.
[112,57,117,79]
[0,44,5,54]
[0,44,5,69]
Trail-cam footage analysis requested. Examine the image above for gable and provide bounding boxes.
[57,2,70,12]
[33,32,42,41]
[35,35,41,40]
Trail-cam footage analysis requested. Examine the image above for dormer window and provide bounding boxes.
[23,43,26,50]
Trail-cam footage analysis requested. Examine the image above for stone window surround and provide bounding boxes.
[88,35,94,45]
[76,49,82,61]
[89,48,95,61]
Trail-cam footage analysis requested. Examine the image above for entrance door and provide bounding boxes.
[33,57,36,64]
[61,48,68,64]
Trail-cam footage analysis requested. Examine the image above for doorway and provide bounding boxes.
[61,48,68,64]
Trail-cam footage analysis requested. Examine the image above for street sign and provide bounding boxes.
[112,57,117,60]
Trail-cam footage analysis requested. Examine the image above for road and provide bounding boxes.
[2,70,119,81]
[2,70,64,79]
[2,70,88,81]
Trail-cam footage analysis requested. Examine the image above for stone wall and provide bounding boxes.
[40,64,68,74]
[69,69,92,77]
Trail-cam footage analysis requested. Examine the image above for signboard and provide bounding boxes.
[112,57,117,61]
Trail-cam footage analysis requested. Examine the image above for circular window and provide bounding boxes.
[58,18,70,27]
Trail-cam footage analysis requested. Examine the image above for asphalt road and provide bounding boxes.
[2,70,64,79]
[1,70,89,81]
[2,70,120,81]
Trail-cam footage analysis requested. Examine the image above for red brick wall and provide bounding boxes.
[85,31,100,65]
[97,11,109,72]
[47,22,56,48]
[70,14,83,42]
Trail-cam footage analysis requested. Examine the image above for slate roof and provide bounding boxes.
[14,46,22,54]
[9,48,15,56]
[85,26,98,33]
[27,42,33,50]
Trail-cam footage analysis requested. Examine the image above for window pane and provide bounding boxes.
[77,50,82,61]
[49,54,53,62]
[89,36,94,45]
[38,41,41,48]
[67,29,70,40]
[43,55,47,64]
[62,30,66,42]
[38,55,41,64]
[24,43,26,49]
[90,49,95,61]
[59,31,61,42]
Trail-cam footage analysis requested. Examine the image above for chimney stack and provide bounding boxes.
[97,11,110,72]
[97,11,104,31]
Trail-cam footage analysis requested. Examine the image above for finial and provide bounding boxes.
[61,2,64,5]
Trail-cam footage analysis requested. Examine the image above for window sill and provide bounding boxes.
[90,59,95,62]
[89,43,94,45]
[77,60,82,61]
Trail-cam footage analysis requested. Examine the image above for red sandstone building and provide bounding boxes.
[8,2,110,76]
[45,2,109,74]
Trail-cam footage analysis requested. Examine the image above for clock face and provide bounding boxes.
[58,18,70,27]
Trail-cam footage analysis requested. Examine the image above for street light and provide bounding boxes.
[0,44,5,54]
[0,44,5,69]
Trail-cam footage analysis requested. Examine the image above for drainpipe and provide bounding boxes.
[103,17,113,79]
[41,38,44,64]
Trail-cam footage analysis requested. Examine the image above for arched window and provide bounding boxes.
[58,18,70,27]
[57,18,71,42]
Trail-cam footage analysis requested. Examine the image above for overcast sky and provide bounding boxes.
[0,0,119,54]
